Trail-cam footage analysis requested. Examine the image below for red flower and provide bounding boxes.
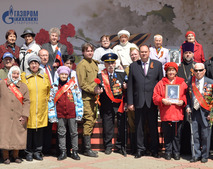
[35,29,49,46]
[94,78,101,84]
[60,24,75,39]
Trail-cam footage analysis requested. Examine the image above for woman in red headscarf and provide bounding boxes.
[180,31,205,63]
[153,62,188,161]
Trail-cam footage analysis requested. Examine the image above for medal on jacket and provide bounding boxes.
[112,73,122,96]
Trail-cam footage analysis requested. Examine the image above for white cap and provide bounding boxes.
[118,30,130,39]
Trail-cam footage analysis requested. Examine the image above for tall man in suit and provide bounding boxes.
[127,45,163,158]
[42,27,67,68]
[186,63,213,163]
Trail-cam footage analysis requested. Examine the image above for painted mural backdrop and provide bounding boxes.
[1,0,212,60]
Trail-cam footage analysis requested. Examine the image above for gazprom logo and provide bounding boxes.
[2,5,38,24]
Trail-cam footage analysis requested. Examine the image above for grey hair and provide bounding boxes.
[194,63,205,69]
[154,34,163,41]
[49,27,60,37]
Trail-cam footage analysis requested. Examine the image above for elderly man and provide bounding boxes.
[38,49,55,155]
[38,49,54,84]
[186,63,213,163]
[98,53,127,156]
[76,43,102,157]
[127,45,163,158]
[113,30,138,70]
[42,27,67,67]
[0,52,15,79]
[149,34,169,75]
[21,55,51,161]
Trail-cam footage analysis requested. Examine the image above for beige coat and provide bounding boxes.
[0,79,30,150]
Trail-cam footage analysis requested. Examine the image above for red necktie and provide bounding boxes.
[45,66,51,84]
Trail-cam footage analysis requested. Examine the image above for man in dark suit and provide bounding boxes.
[127,45,163,158]
[97,53,127,156]
[186,63,213,163]
[42,27,67,67]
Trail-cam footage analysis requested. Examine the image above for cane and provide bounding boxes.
[188,110,195,159]
[124,108,127,157]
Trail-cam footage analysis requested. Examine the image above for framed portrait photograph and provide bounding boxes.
[165,84,180,103]
[167,46,181,65]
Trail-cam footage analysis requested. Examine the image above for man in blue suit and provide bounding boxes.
[186,63,213,163]
[127,45,163,158]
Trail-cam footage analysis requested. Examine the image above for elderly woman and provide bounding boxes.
[42,27,68,67]
[180,31,205,63]
[21,55,51,161]
[49,66,83,161]
[0,30,20,69]
[0,66,30,164]
[153,62,188,160]
[19,28,41,72]
[113,30,138,69]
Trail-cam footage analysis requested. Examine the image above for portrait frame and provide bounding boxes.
[167,46,181,65]
[165,84,180,103]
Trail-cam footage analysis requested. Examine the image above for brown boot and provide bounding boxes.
[2,150,10,164]
[13,150,22,163]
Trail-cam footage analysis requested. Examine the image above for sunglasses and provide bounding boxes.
[194,69,204,72]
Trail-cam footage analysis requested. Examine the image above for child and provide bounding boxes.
[54,55,78,83]
[48,66,83,160]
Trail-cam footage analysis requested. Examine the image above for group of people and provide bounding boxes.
[0,27,212,166]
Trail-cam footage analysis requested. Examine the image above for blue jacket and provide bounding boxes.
[48,77,83,122]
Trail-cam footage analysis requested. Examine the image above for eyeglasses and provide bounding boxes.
[194,69,204,72]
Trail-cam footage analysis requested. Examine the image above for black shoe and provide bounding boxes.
[114,147,127,157]
[190,157,201,163]
[84,149,98,157]
[201,158,208,163]
[71,150,80,160]
[33,153,43,161]
[105,148,112,155]
[173,153,180,160]
[57,151,67,161]
[152,152,160,158]
[164,153,172,160]
[134,151,144,158]
[26,154,33,161]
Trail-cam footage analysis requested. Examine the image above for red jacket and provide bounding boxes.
[56,83,76,119]
[180,40,205,63]
[153,77,187,121]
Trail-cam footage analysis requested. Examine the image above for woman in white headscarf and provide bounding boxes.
[0,66,30,164]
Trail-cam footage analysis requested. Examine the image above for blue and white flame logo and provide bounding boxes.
[2,5,14,24]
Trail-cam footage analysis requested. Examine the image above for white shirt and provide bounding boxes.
[93,47,113,73]
[113,42,138,68]
[51,44,58,53]
[196,77,204,94]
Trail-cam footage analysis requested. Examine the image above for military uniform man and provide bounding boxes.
[76,43,101,157]
[98,53,127,156]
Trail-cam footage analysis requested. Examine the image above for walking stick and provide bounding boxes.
[124,108,127,157]
[188,110,195,158]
